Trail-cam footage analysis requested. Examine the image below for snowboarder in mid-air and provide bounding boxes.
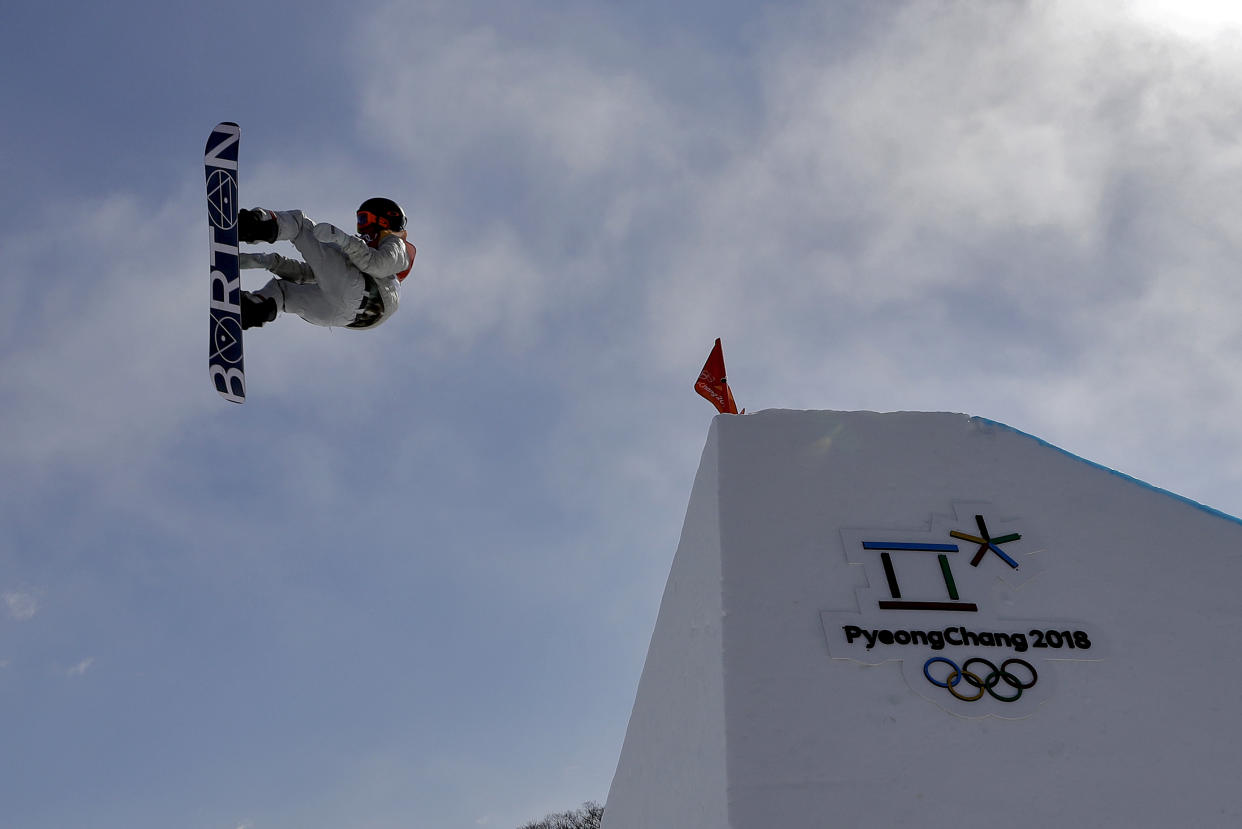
[237,197,416,330]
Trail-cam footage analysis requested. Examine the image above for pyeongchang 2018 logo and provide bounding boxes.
[821,502,1105,719]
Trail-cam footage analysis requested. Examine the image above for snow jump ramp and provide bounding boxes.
[602,409,1242,828]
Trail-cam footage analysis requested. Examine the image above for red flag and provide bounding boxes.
[694,338,739,414]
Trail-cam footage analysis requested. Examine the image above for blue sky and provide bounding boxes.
[5,1,1242,827]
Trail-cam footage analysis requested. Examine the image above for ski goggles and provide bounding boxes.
[357,210,402,231]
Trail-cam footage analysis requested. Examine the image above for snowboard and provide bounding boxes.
[205,121,245,403]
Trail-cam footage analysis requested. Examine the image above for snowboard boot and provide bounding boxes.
[238,208,278,244]
[240,291,278,329]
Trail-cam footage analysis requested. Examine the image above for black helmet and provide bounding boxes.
[357,197,407,240]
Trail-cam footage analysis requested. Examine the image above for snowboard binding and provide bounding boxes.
[240,291,277,329]
[238,208,277,244]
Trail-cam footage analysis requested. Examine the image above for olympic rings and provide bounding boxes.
[922,656,1038,702]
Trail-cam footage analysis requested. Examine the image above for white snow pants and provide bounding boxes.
[252,211,365,328]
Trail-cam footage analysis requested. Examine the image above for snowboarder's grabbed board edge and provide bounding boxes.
[238,197,416,330]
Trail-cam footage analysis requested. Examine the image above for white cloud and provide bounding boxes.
[67,657,94,677]
[0,188,208,475]
[1125,0,1242,40]
[621,2,1242,481]
[3,591,38,621]
[356,5,677,179]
